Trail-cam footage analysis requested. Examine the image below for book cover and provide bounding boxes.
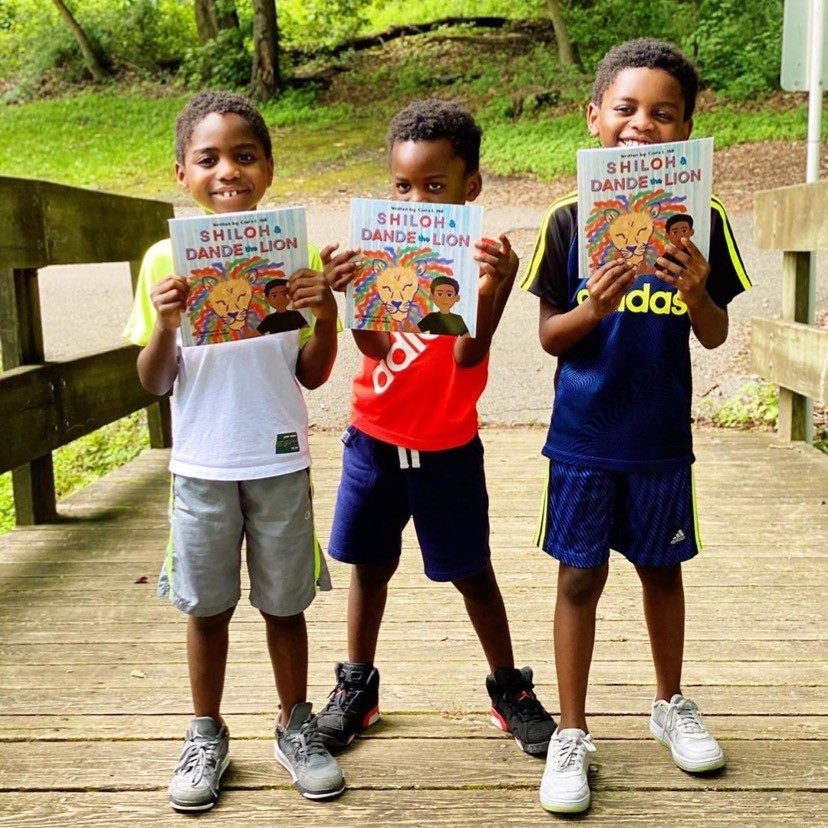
[346,198,483,337]
[576,137,713,282]
[169,207,310,346]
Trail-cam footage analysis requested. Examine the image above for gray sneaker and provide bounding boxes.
[168,717,230,811]
[275,702,345,800]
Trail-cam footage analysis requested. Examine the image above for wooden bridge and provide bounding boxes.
[0,178,827,826]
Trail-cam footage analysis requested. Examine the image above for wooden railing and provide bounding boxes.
[751,179,828,442]
[0,176,173,524]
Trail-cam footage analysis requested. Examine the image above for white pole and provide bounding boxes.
[806,0,824,184]
[804,0,824,442]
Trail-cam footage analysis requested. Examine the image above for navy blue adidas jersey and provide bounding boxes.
[522,194,751,471]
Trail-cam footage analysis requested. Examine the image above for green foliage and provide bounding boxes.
[0,0,789,103]
[280,0,374,50]
[695,383,779,430]
[180,25,251,90]
[690,0,783,99]
[0,412,150,537]
[0,0,196,95]
[563,0,699,72]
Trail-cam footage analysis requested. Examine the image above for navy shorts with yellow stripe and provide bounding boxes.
[535,459,701,568]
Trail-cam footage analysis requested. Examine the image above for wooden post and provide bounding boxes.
[0,266,58,524]
[778,251,812,441]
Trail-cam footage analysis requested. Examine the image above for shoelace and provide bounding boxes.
[549,733,596,772]
[287,719,331,765]
[175,737,222,786]
[672,698,706,734]
[325,680,359,714]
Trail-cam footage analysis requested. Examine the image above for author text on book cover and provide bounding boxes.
[347,198,483,337]
[169,207,310,346]
[577,137,713,282]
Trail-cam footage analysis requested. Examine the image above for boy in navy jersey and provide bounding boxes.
[521,39,751,813]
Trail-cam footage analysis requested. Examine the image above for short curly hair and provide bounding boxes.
[591,38,699,121]
[387,99,482,174]
[175,91,272,164]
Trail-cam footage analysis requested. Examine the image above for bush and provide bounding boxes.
[564,0,698,73]
[695,382,779,430]
[689,0,783,98]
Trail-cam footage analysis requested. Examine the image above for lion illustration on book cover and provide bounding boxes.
[185,256,286,345]
[351,246,454,331]
[585,190,688,274]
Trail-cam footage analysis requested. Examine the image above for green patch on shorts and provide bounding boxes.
[275,432,300,454]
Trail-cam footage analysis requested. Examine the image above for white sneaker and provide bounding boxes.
[650,694,725,772]
[539,727,596,813]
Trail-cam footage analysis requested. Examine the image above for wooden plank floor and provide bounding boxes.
[0,428,826,827]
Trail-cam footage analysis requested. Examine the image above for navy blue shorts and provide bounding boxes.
[535,460,701,569]
[328,426,490,582]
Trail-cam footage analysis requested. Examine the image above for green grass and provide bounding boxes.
[0,87,356,198]
[0,412,150,536]
[1,89,821,198]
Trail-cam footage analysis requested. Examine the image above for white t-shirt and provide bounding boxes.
[124,238,321,481]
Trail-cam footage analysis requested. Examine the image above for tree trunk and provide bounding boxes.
[50,0,108,81]
[194,0,218,44]
[194,0,239,44]
[546,0,581,71]
[250,0,280,102]
[213,0,239,32]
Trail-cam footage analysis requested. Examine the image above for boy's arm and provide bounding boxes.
[320,243,393,361]
[352,330,392,360]
[292,268,339,389]
[136,275,187,395]
[655,238,728,349]
[454,235,517,367]
[538,259,635,356]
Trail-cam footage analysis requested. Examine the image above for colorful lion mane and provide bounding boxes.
[185,256,286,344]
[352,246,454,330]
[585,190,687,271]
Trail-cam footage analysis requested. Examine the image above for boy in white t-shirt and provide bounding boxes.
[123,91,343,811]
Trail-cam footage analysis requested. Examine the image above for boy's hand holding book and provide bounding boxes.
[321,243,362,293]
[474,234,517,299]
[585,260,636,320]
[288,268,337,322]
[655,238,711,309]
[151,275,188,331]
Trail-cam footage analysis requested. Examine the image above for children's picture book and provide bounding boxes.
[347,198,484,337]
[576,137,713,281]
[169,207,311,346]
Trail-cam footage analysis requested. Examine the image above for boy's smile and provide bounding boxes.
[390,138,481,205]
[587,67,692,148]
[176,112,273,213]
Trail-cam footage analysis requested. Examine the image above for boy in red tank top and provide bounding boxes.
[317,99,556,757]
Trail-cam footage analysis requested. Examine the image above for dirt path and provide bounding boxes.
[38,141,828,430]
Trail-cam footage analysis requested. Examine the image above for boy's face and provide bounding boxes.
[176,112,273,213]
[390,138,481,205]
[667,221,694,243]
[432,283,460,313]
[265,284,290,312]
[587,67,692,148]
